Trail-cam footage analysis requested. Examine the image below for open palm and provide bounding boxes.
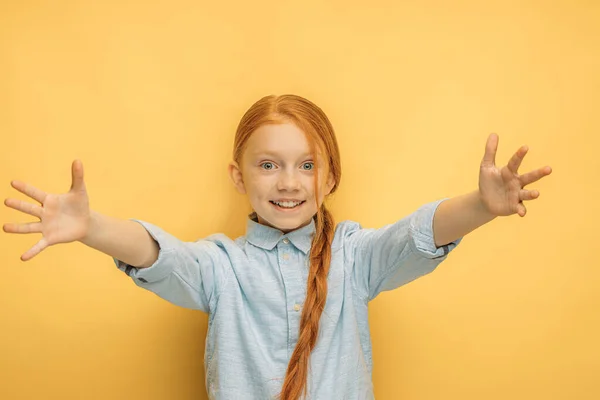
[479,134,552,217]
[3,160,91,261]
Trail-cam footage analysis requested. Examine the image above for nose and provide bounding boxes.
[277,168,301,191]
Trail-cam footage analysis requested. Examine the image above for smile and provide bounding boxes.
[270,200,306,211]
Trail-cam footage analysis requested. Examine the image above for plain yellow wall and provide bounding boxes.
[1,1,598,399]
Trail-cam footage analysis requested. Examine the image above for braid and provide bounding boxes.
[277,204,335,400]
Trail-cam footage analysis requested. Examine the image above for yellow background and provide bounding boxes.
[1,1,598,399]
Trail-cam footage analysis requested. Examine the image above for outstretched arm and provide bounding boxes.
[3,160,159,267]
[433,133,552,247]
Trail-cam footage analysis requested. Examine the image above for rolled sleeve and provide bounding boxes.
[345,199,462,302]
[408,199,461,259]
[113,220,178,284]
[113,219,230,313]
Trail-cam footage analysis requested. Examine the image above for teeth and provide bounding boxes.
[272,200,303,208]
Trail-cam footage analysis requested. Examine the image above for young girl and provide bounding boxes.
[3,94,552,399]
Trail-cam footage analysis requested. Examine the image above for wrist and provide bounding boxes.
[475,190,497,221]
[80,210,99,246]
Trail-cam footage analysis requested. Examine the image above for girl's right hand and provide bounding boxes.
[3,160,91,261]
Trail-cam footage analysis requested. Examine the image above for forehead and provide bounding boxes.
[245,122,312,158]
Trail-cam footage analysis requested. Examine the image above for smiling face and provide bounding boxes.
[228,122,335,233]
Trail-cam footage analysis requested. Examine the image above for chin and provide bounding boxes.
[269,218,301,231]
[257,212,309,232]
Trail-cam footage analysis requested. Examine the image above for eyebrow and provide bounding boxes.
[253,151,313,158]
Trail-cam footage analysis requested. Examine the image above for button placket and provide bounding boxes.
[280,237,291,261]
[278,237,305,356]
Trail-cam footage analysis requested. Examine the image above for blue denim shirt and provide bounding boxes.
[114,198,461,399]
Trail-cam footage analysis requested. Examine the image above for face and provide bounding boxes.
[228,122,335,233]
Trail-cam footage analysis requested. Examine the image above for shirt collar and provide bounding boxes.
[245,212,315,254]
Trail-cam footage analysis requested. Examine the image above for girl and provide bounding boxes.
[3,94,552,399]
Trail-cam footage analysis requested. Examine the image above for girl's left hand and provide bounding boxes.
[479,133,552,217]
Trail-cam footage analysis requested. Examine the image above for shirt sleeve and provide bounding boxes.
[113,219,231,313]
[344,198,462,302]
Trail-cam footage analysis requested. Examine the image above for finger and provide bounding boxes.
[10,180,47,204]
[70,159,86,191]
[516,202,527,217]
[21,238,48,261]
[3,221,43,234]
[519,189,539,201]
[4,198,43,218]
[520,166,552,186]
[481,133,498,167]
[507,145,528,174]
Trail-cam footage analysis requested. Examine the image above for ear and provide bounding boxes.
[324,171,335,196]
[228,161,247,195]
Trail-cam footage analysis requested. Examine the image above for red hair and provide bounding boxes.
[232,94,342,399]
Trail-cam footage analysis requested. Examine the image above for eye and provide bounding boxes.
[302,162,314,171]
[260,162,275,170]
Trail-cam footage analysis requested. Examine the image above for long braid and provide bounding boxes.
[278,204,335,400]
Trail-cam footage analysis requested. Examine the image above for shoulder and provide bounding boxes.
[186,232,243,264]
[332,219,371,250]
[334,219,363,235]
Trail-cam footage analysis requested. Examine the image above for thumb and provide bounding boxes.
[481,133,498,168]
[21,237,48,261]
[70,159,86,192]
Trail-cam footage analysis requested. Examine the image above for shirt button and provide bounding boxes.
[293,304,301,311]
[282,238,290,244]
[283,253,290,260]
